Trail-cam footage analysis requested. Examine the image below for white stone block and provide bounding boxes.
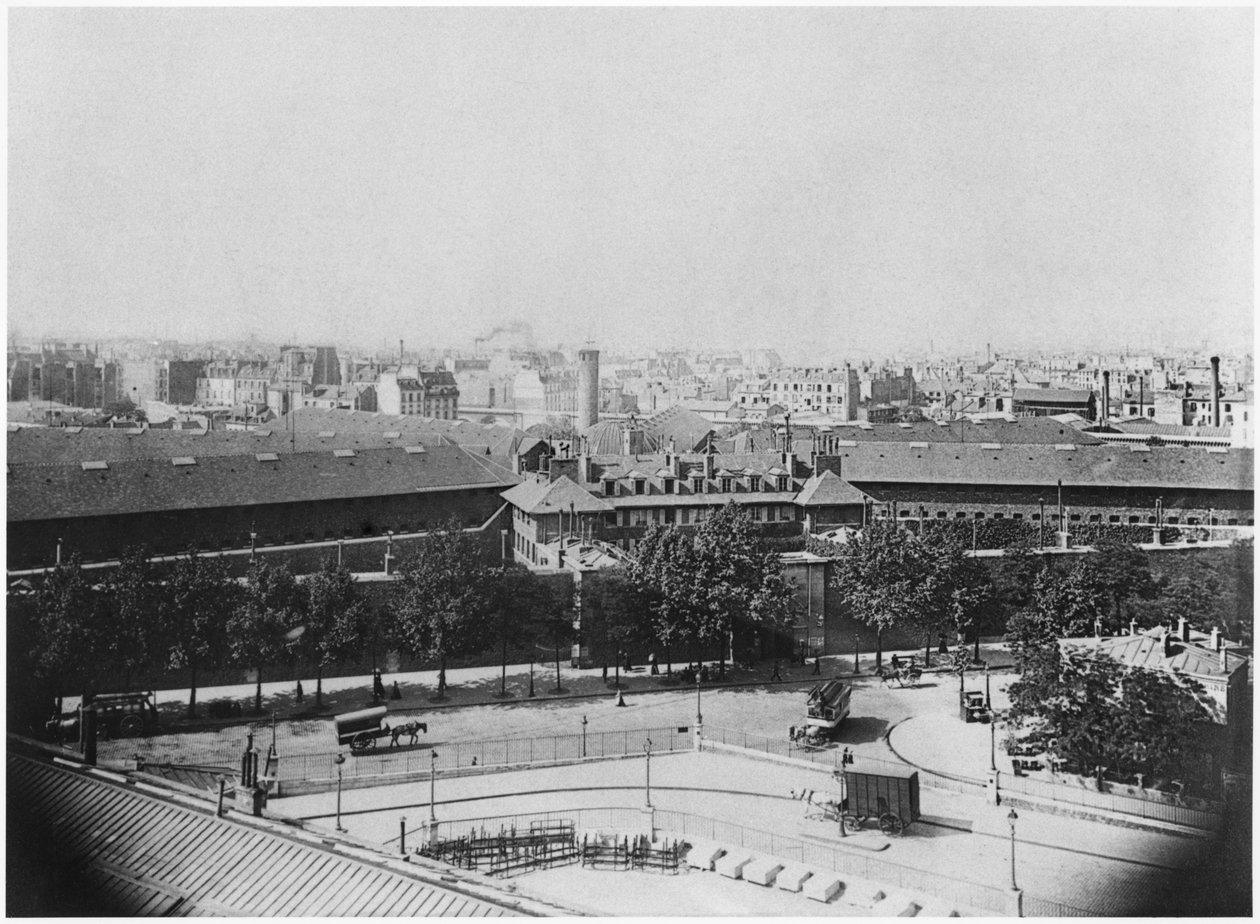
[774,864,813,892]
[840,877,887,909]
[742,857,785,886]
[684,840,725,871]
[803,875,842,903]
[714,851,754,880]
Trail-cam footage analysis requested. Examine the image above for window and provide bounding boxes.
[693,477,705,494]
[956,512,967,519]
[899,510,910,518]
[1012,513,1023,520]
[1167,516,1179,525]
[634,479,645,496]
[1088,514,1101,523]
[1129,516,1140,524]
[777,476,789,491]
[663,478,674,494]
[1031,513,1041,521]
[665,508,675,524]
[751,507,763,521]
[1069,514,1081,522]
[1108,515,1120,523]
[721,477,733,492]
[974,512,985,519]
[748,476,760,492]
[604,479,615,497]
[680,508,690,525]
[993,513,1004,519]
[621,509,632,527]
[936,511,947,519]
[605,512,617,527]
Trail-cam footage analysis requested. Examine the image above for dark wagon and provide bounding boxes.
[334,705,426,753]
[841,761,920,836]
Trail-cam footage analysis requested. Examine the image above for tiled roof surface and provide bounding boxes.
[643,405,715,452]
[9,444,519,522]
[1060,633,1240,680]
[8,752,523,916]
[1013,387,1093,403]
[788,417,1104,446]
[794,470,869,507]
[813,442,1252,492]
[1110,421,1233,439]
[500,475,614,515]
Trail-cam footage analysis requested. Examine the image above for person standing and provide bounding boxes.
[648,652,658,675]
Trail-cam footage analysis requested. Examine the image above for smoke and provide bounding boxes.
[478,321,533,343]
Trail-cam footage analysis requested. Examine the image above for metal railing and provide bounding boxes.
[704,726,917,778]
[999,771,1222,829]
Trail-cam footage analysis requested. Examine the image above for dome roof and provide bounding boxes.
[581,419,661,455]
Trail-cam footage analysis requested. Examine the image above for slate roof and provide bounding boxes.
[1109,421,1233,439]
[1013,386,1093,404]
[1060,633,1242,682]
[794,470,869,507]
[7,750,528,916]
[786,417,1104,447]
[9,443,520,522]
[643,405,716,452]
[500,475,613,515]
[806,442,1252,492]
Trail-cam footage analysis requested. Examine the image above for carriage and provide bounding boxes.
[839,762,920,836]
[795,680,852,746]
[334,706,427,754]
[877,655,922,688]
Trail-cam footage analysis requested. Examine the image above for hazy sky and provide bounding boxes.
[8,7,1253,357]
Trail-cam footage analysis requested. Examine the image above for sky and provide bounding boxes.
[8,7,1254,358]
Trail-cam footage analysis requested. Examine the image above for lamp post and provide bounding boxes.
[428,750,438,823]
[853,632,860,674]
[989,711,997,773]
[334,754,346,831]
[643,738,653,808]
[528,656,535,698]
[581,715,588,758]
[1007,808,1019,890]
[984,665,991,711]
[1038,497,1044,548]
[695,674,702,726]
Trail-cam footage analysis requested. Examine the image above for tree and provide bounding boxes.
[32,553,98,699]
[690,503,796,678]
[487,565,549,697]
[1005,560,1110,668]
[229,560,303,714]
[167,553,234,718]
[917,539,994,666]
[100,546,163,690]
[828,521,932,669]
[392,521,491,700]
[531,578,577,693]
[300,559,367,708]
[1080,540,1156,630]
[1007,648,1211,785]
[625,528,699,672]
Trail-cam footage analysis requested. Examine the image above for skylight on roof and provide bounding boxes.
[171,457,196,466]
[834,440,857,448]
[318,430,336,438]
[981,443,1002,450]
[383,431,402,439]
[80,460,108,471]
[1129,445,1151,453]
[253,429,271,437]
[404,445,426,454]
[1206,447,1228,454]
[1053,444,1077,451]
[908,441,930,449]
[333,449,356,458]
[64,426,83,433]
[255,452,279,462]
[897,422,912,428]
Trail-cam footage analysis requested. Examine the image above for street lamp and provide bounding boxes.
[428,750,438,823]
[853,632,860,674]
[989,711,997,773]
[1038,497,1044,548]
[528,656,535,698]
[334,754,346,831]
[984,665,991,711]
[643,738,653,807]
[1007,808,1019,890]
[695,674,702,726]
[581,715,588,758]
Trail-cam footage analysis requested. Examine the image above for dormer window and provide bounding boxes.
[634,479,645,496]
[777,475,789,491]
[692,477,705,494]
[663,477,674,494]
[603,478,616,497]
[748,475,761,492]
[721,477,733,493]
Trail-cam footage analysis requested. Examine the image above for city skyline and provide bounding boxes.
[9,8,1253,357]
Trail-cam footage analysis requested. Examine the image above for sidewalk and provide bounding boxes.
[80,640,1018,733]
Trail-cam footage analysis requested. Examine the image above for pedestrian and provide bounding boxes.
[938,633,948,655]
[390,680,401,700]
[602,663,608,683]
[812,655,821,676]
[624,651,632,673]
[295,680,304,703]
[891,654,901,670]
[373,669,386,701]
[648,652,658,675]
[789,725,796,742]
[771,661,782,682]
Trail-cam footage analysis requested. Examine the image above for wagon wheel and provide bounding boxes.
[841,814,861,833]
[119,714,145,738]
[350,731,373,753]
[878,813,905,836]
[904,670,922,688]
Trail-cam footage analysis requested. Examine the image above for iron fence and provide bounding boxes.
[279,725,691,783]
[999,772,1222,829]
[704,726,917,778]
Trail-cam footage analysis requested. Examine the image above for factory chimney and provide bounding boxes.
[1103,368,1113,426]
[1210,356,1221,427]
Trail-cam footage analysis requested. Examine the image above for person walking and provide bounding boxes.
[812,655,821,676]
[648,652,659,675]
[771,661,782,682]
[373,669,386,701]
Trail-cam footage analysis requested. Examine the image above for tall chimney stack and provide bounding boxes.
[1177,616,1190,643]
[1101,370,1110,425]
[1210,356,1221,426]
[400,339,404,363]
[1209,626,1221,651]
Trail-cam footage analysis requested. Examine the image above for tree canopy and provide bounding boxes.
[228,560,304,714]
[301,558,367,706]
[166,552,235,717]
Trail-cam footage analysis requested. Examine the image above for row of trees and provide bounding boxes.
[28,523,577,717]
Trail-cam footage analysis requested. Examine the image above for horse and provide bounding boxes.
[390,720,428,747]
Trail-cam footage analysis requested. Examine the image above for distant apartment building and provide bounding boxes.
[7,343,120,409]
[1012,386,1097,420]
[377,366,460,418]
[733,365,860,419]
[234,364,273,409]
[159,359,204,405]
[195,361,239,406]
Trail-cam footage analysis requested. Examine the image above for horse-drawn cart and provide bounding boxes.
[839,762,920,836]
[334,706,427,754]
